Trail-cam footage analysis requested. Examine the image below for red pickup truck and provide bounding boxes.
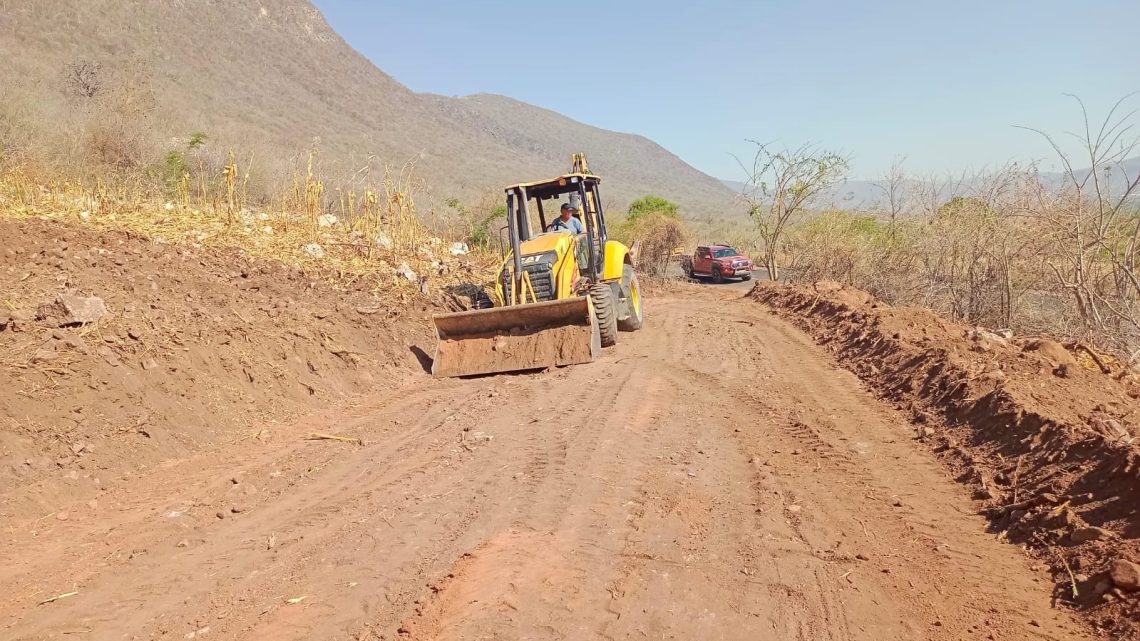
[685,245,754,282]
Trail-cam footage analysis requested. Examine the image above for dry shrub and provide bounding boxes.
[616,211,690,276]
[785,159,1140,362]
[0,148,480,297]
[73,63,160,171]
[782,98,1140,364]
[86,118,147,169]
[0,93,38,170]
[783,211,920,297]
[786,166,1051,328]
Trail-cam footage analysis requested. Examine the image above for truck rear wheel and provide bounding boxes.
[589,283,619,347]
[617,266,643,332]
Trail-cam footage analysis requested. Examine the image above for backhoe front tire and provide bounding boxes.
[617,266,643,332]
[590,283,619,347]
[471,290,494,309]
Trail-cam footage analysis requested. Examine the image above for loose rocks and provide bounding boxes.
[1110,559,1140,591]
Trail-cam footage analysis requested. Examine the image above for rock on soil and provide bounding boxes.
[396,262,418,282]
[49,293,109,326]
[1022,338,1077,367]
[1109,559,1140,591]
[1070,527,1112,544]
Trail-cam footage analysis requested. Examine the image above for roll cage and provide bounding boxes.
[501,173,608,285]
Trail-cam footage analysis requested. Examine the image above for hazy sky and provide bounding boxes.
[314,0,1136,180]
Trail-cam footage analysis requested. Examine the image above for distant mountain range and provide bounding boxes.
[721,156,1140,212]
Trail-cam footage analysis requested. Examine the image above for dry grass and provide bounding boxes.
[0,153,493,294]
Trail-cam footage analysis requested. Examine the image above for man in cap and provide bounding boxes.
[548,202,585,234]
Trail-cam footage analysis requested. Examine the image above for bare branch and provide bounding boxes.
[64,61,102,99]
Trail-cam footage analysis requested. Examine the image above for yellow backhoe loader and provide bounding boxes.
[431,154,644,377]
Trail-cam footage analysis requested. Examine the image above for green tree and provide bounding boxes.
[627,195,679,222]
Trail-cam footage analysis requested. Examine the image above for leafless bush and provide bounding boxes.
[783,97,1140,363]
[85,120,145,169]
[79,67,158,171]
[65,61,103,100]
[1018,95,1140,359]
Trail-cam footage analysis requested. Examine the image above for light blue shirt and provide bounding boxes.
[549,215,584,234]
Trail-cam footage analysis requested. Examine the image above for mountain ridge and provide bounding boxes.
[0,0,735,217]
[721,156,1140,211]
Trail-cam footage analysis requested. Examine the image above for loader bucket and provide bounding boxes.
[431,297,601,378]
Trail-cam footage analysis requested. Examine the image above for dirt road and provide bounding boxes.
[1,288,1093,640]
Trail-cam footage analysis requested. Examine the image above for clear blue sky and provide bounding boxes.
[313,0,1136,180]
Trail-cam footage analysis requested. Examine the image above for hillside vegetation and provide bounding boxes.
[0,0,734,217]
[771,103,1140,364]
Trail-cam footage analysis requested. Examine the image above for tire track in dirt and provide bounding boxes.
[1,288,1101,641]
[2,382,496,638]
[658,292,1089,640]
[396,362,674,640]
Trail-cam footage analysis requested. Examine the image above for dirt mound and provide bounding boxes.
[753,280,1140,637]
[1,219,432,520]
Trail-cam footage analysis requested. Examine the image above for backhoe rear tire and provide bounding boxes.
[590,283,619,347]
[617,266,643,332]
